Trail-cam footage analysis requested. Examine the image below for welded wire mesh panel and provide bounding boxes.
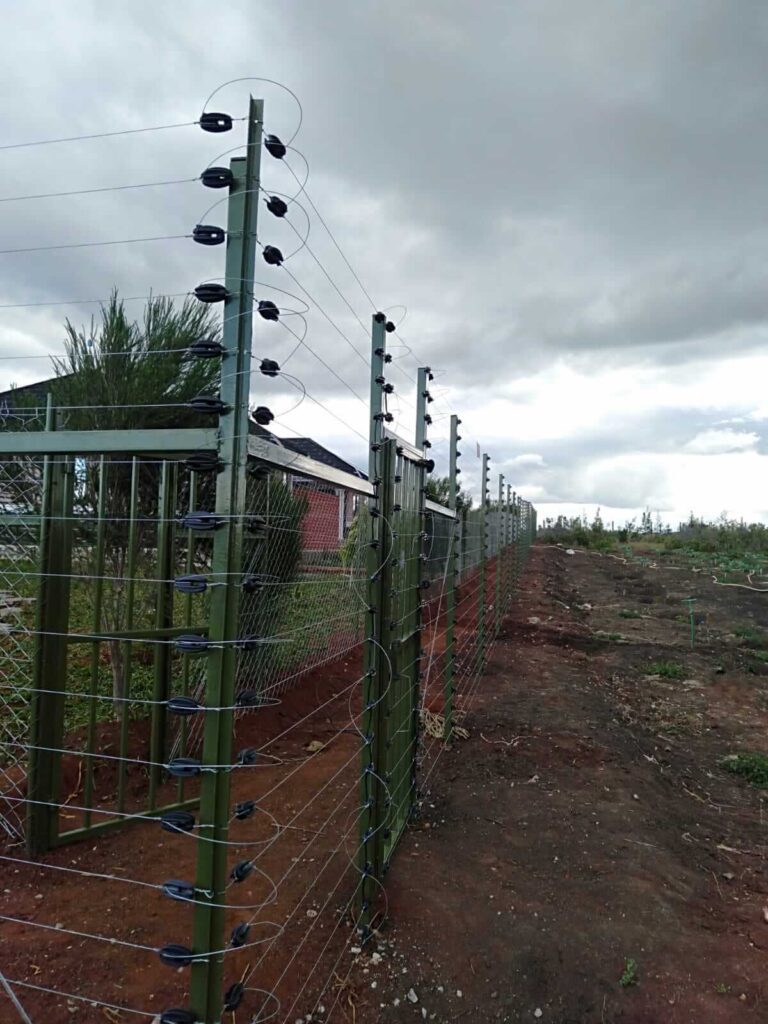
[379,450,423,863]
[423,508,453,585]
[235,467,368,704]
[0,454,43,842]
[25,455,212,846]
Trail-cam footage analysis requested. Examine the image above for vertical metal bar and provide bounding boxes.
[512,490,519,592]
[476,454,489,675]
[26,398,55,855]
[117,457,140,814]
[190,97,263,1024]
[83,456,108,829]
[415,368,429,451]
[27,399,73,854]
[178,469,198,802]
[359,313,388,930]
[499,473,505,634]
[443,414,460,740]
[148,461,175,810]
[505,483,512,610]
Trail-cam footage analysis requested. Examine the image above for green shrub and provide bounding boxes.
[720,752,768,788]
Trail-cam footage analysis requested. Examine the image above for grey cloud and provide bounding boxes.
[2,1,768,518]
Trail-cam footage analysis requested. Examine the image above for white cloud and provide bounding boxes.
[684,429,759,454]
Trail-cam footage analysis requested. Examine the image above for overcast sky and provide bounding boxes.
[1,0,767,525]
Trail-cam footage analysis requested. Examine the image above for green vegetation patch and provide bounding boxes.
[619,958,639,988]
[648,660,685,679]
[720,752,768,788]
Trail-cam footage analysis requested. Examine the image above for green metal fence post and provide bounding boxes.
[148,461,176,810]
[443,414,460,740]
[411,366,431,794]
[512,490,519,592]
[495,473,504,638]
[359,312,390,932]
[504,482,511,611]
[27,399,74,855]
[477,454,489,674]
[189,97,263,1024]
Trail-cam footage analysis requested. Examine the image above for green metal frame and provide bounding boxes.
[190,97,263,1023]
[476,453,489,674]
[442,413,460,739]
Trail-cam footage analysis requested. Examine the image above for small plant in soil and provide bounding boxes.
[735,627,765,647]
[720,752,768,787]
[619,958,639,988]
[648,661,685,680]
[715,982,731,995]
[619,609,641,619]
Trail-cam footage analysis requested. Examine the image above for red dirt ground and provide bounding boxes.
[0,565,492,1024]
[7,544,767,1023]
[345,545,768,1023]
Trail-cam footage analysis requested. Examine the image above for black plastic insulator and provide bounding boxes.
[223,983,245,1012]
[162,880,196,902]
[420,579,431,590]
[423,458,435,473]
[236,636,262,652]
[252,406,274,426]
[264,134,286,159]
[246,514,268,538]
[384,412,394,423]
[241,575,264,594]
[424,413,433,425]
[423,439,431,448]
[167,696,202,716]
[266,194,288,217]
[257,299,280,322]
[194,283,229,304]
[174,634,211,655]
[199,112,233,133]
[188,395,228,415]
[262,245,284,266]
[385,321,396,333]
[200,166,234,189]
[160,1010,196,1024]
[174,574,208,595]
[161,810,196,834]
[231,922,250,948]
[236,690,264,708]
[260,358,280,377]
[185,451,223,474]
[192,224,225,246]
[374,312,386,323]
[187,339,225,358]
[181,511,225,532]
[236,748,258,766]
[235,800,256,820]
[383,383,394,394]
[167,757,202,778]
[158,944,194,967]
[230,860,254,883]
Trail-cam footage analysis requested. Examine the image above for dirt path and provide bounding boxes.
[348,544,768,1024]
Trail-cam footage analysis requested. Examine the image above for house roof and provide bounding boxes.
[0,376,62,414]
[279,437,366,479]
[0,374,367,479]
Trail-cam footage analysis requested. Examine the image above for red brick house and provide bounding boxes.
[249,425,365,552]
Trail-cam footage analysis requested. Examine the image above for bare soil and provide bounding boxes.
[346,544,768,1023]
[4,546,768,1023]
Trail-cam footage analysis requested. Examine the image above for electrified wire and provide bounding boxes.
[0,177,198,204]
